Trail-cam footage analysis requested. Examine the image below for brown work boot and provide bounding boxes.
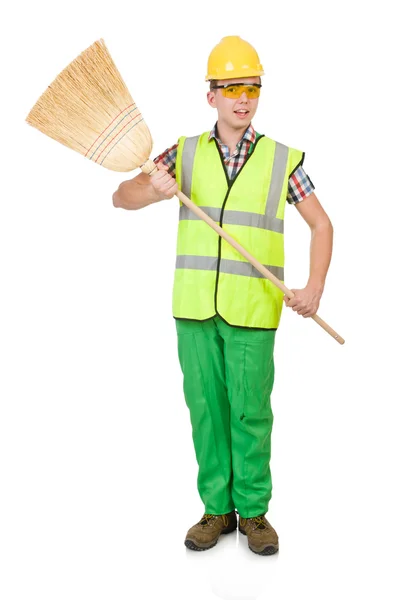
[185,510,237,551]
[239,514,279,555]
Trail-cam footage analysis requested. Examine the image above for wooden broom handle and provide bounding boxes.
[176,190,344,345]
[141,161,345,345]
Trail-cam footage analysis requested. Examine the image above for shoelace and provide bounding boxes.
[199,513,217,526]
[249,515,269,530]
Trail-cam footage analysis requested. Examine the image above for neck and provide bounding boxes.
[216,120,250,154]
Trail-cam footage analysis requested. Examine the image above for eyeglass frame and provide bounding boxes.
[210,83,262,89]
[210,82,262,97]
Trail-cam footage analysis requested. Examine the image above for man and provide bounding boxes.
[112,36,333,555]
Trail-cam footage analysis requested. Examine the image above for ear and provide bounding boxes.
[207,90,216,108]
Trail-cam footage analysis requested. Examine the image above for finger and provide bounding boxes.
[293,303,305,312]
[163,180,179,197]
[152,172,169,185]
[164,187,178,199]
[163,177,177,190]
[161,183,177,196]
[155,168,167,177]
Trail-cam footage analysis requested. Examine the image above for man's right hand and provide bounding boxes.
[150,163,179,200]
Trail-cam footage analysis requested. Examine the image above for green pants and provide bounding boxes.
[175,315,276,518]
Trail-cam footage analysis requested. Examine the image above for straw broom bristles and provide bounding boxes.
[26,39,153,172]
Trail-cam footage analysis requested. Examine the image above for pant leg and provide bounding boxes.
[217,317,276,518]
[175,318,234,514]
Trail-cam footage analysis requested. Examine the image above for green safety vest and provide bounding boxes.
[173,131,304,329]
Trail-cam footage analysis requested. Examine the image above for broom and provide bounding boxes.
[26,39,344,345]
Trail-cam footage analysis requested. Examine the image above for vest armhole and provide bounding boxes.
[288,150,305,179]
[175,136,187,189]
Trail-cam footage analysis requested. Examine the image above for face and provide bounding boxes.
[207,76,261,130]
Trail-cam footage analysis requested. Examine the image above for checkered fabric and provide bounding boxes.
[153,124,315,204]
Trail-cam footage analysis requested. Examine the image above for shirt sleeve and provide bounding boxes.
[153,143,179,178]
[287,165,315,204]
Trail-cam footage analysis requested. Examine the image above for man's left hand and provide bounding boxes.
[283,285,323,318]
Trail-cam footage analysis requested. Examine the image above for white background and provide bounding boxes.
[1,1,396,599]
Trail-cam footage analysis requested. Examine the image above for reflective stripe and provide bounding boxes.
[179,205,221,222]
[176,255,218,271]
[179,205,283,233]
[265,142,289,219]
[175,255,284,280]
[220,258,284,280]
[223,210,283,233]
[181,136,200,197]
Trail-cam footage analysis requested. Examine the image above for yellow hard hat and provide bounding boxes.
[205,36,264,81]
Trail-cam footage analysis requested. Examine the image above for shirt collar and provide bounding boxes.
[208,123,257,146]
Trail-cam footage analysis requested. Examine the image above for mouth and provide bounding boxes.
[234,109,250,118]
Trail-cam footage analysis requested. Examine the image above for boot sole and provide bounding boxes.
[248,544,279,556]
[239,525,279,555]
[184,522,237,551]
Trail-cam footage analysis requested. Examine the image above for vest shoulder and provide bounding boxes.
[177,132,210,140]
[259,135,303,154]
[176,133,210,150]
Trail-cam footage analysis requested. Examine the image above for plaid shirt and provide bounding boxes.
[153,123,315,204]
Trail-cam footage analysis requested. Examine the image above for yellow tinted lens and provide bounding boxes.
[222,85,260,98]
[246,85,260,98]
[222,85,240,98]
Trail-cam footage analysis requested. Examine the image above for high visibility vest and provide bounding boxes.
[173,132,304,329]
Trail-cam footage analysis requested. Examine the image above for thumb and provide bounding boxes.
[284,291,295,306]
[156,162,169,171]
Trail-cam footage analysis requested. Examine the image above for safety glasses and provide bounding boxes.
[211,83,262,99]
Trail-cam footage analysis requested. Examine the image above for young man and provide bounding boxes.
[112,36,333,555]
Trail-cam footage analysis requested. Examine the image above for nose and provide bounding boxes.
[239,91,248,102]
